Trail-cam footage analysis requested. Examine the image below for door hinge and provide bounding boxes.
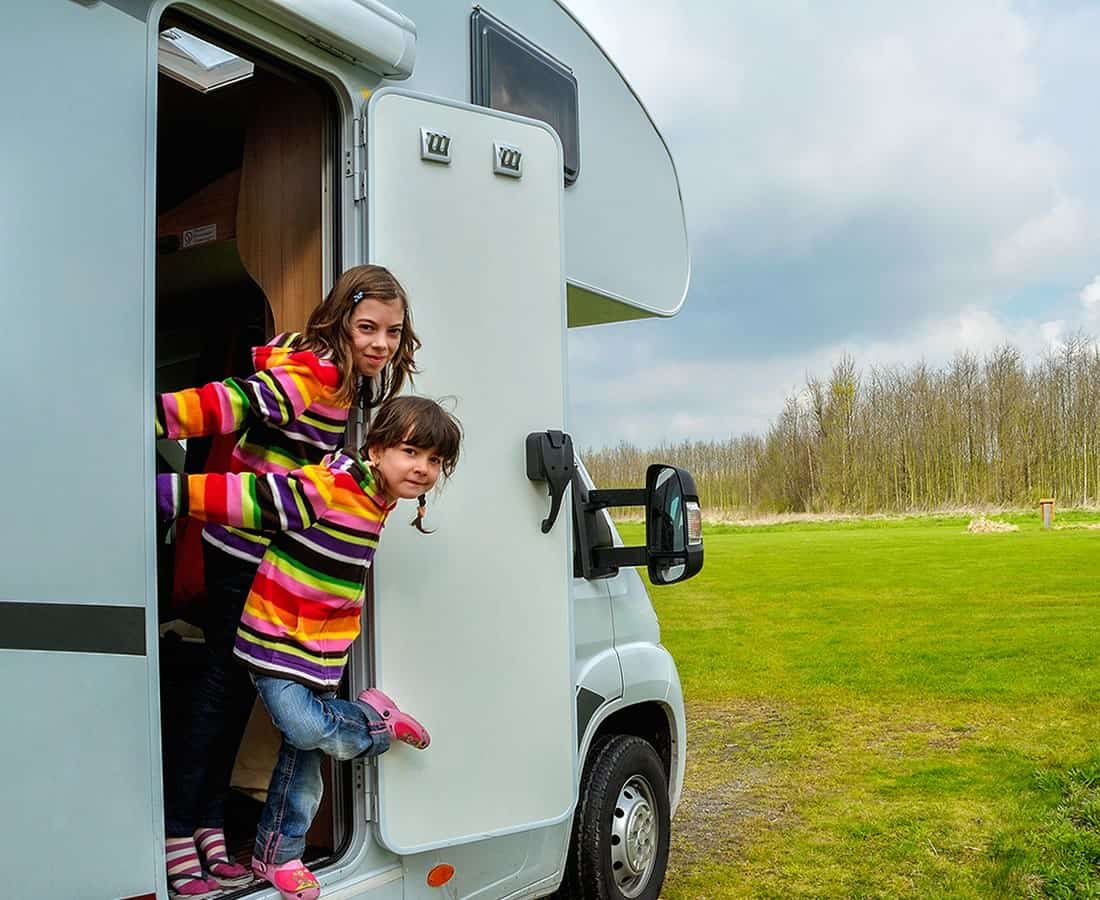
[356,759,378,821]
[351,116,368,202]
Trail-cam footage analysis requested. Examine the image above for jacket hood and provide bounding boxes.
[252,332,341,389]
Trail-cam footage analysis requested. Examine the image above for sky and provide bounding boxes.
[563,0,1100,449]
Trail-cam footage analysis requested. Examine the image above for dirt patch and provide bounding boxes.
[857,714,982,756]
[966,517,1019,533]
[668,701,798,873]
[925,723,980,752]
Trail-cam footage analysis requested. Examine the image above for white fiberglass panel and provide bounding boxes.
[368,90,575,853]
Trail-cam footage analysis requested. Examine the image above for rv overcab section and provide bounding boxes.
[367,0,692,327]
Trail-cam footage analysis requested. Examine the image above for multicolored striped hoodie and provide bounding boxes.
[157,452,393,691]
[155,334,349,564]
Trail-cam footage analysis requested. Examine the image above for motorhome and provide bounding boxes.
[1,2,701,898]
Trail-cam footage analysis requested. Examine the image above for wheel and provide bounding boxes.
[558,735,671,900]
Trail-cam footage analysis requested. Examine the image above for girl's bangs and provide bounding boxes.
[403,412,461,462]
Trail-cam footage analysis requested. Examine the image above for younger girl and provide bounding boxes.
[158,396,462,900]
[158,265,419,897]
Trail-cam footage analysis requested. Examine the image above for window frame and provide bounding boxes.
[470,8,580,185]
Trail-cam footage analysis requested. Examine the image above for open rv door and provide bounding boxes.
[367,90,575,853]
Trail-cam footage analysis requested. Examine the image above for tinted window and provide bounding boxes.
[471,10,580,184]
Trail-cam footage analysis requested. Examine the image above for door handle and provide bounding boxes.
[525,430,574,533]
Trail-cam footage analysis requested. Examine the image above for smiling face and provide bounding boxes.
[347,297,405,377]
[368,439,444,503]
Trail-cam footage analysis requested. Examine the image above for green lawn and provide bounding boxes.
[618,516,1100,898]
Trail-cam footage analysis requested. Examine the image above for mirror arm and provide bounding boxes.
[592,545,647,570]
[585,488,646,510]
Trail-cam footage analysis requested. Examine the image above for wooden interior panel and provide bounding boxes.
[157,169,240,250]
[237,78,324,334]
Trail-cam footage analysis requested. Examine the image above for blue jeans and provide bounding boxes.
[252,675,390,864]
[164,544,258,837]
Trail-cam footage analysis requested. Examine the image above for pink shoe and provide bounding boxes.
[251,858,320,900]
[358,688,431,749]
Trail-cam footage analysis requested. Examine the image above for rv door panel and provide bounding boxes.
[368,90,575,854]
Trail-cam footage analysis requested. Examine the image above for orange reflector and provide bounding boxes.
[427,864,455,888]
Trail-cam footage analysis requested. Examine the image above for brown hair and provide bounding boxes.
[363,396,462,533]
[296,265,421,408]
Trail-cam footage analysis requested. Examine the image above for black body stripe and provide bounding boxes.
[0,601,146,656]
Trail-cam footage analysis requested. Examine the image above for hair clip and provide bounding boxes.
[351,289,366,303]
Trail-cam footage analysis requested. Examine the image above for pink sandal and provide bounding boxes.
[358,688,431,749]
[251,858,319,900]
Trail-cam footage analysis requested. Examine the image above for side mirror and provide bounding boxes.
[571,461,704,584]
[645,464,703,585]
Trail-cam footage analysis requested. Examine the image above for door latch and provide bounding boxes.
[526,430,574,533]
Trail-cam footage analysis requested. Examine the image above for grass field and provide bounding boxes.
[617,513,1100,898]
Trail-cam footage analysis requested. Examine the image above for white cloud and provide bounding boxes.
[562,1,1100,447]
[993,195,1087,278]
[569,0,1093,283]
[570,306,1076,448]
[1079,275,1100,320]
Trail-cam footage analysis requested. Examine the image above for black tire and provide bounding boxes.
[557,735,671,900]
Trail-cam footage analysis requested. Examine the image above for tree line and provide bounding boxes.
[582,335,1100,514]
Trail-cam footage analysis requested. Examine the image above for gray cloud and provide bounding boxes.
[563,0,1100,448]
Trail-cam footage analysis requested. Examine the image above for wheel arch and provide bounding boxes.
[585,701,674,781]
[579,643,686,814]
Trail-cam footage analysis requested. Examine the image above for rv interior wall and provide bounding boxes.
[237,77,325,332]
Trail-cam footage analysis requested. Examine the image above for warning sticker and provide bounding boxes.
[182,224,217,248]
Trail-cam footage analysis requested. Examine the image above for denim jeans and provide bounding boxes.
[252,675,390,864]
[164,543,259,837]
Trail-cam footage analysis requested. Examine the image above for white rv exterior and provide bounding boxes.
[0,2,694,898]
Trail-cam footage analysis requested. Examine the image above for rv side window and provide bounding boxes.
[470,9,580,184]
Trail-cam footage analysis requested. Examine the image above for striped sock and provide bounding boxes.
[195,827,250,882]
[165,835,204,884]
[194,828,229,864]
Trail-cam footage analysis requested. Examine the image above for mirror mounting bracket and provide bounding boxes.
[585,488,645,510]
[574,481,650,580]
[572,474,622,580]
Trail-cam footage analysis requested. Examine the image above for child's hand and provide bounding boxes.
[156,473,181,522]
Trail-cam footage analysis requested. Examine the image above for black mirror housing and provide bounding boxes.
[645,464,703,585]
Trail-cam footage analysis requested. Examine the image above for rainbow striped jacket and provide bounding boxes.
[155,333,350,564]
[158,452,393,691]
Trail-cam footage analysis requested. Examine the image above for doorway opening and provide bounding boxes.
[154,11,348,890]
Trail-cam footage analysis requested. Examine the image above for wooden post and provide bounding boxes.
[1039,498,1055,530]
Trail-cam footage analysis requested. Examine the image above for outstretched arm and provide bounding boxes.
[154,352,340,439]
[157,468,329,532]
